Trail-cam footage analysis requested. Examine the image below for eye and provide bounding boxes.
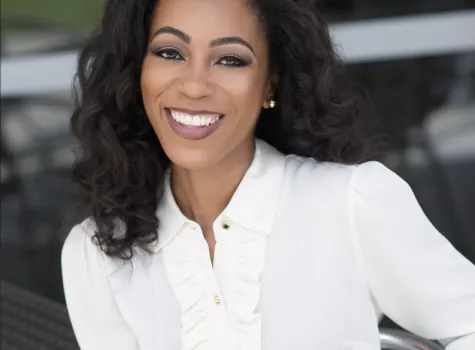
[217,55,250,67]
[151,48,184,61]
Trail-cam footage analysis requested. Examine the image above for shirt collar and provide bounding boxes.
[152,138,286,253]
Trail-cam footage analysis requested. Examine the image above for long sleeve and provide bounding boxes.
[349,161,475,349]
[61,222,140,350]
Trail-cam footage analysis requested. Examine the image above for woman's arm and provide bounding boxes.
[61,223,140,350]
[349,161,475,349]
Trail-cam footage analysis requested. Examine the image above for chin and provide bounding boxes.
[162,141,225,171]
[154,112,254,171]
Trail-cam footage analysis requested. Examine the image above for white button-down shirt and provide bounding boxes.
[62,139,475,350]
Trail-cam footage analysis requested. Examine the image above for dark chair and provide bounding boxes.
[1,281,79,350]
[380,329,444,350]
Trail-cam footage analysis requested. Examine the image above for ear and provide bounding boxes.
[263,73,279,108]
[267,72,279,99]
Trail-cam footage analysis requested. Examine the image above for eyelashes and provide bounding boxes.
[151,48,183,60]
[149,47,251,68]
[218,55,251,67]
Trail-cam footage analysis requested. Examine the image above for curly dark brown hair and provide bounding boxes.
[70,0,376,260]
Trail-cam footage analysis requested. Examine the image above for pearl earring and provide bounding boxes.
[269,100,276,108]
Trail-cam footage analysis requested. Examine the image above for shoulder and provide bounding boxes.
[62,217,132,290]
[63,217,98,248]
[62,217,136,276]
[62,216,127,255]
[61,216,126,279]
[285,155,404,189]
[282,156,409,203]
[348,161,411,201]
[61,217,102,268]
[62,216,102,248]
[284,154,355,182]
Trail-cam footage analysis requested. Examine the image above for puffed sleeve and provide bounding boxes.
[61,221,140,350]
[349,161,475,349]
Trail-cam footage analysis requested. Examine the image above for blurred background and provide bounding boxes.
[1,0,474,349]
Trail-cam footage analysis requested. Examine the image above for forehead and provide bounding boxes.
[149,0,265,44]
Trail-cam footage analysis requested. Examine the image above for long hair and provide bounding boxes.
[70,0,376,260]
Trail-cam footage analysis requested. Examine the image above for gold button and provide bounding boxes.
[214,295,221,305]
[221,222,230,230]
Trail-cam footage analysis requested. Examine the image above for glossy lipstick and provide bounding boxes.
[165,108,224,140]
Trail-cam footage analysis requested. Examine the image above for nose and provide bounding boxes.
[177,62,214,100]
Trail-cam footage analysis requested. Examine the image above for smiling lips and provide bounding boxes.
[170,109,221,127]
[165,108,224,140]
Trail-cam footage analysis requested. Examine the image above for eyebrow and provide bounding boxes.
[152,26,191,43]
[210,36,255,55]
[151,26,255,56]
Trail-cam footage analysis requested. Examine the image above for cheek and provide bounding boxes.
[215,69,266,117]
[141,65,158,113]
[140,61,174,133]
[140,58,176,107]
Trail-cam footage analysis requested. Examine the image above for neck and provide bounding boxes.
[170,139,255,232]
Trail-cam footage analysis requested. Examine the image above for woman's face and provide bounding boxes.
[141,0,274,170]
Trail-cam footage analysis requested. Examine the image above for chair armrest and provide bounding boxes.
[380,328,444,350]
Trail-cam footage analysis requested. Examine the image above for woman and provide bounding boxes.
[61,0,475,349]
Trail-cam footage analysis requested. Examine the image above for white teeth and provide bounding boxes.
[192,116,200,126]
[169,109,221,127]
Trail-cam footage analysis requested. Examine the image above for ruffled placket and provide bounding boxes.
[163,222,236,350]
[213,217,269,350]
